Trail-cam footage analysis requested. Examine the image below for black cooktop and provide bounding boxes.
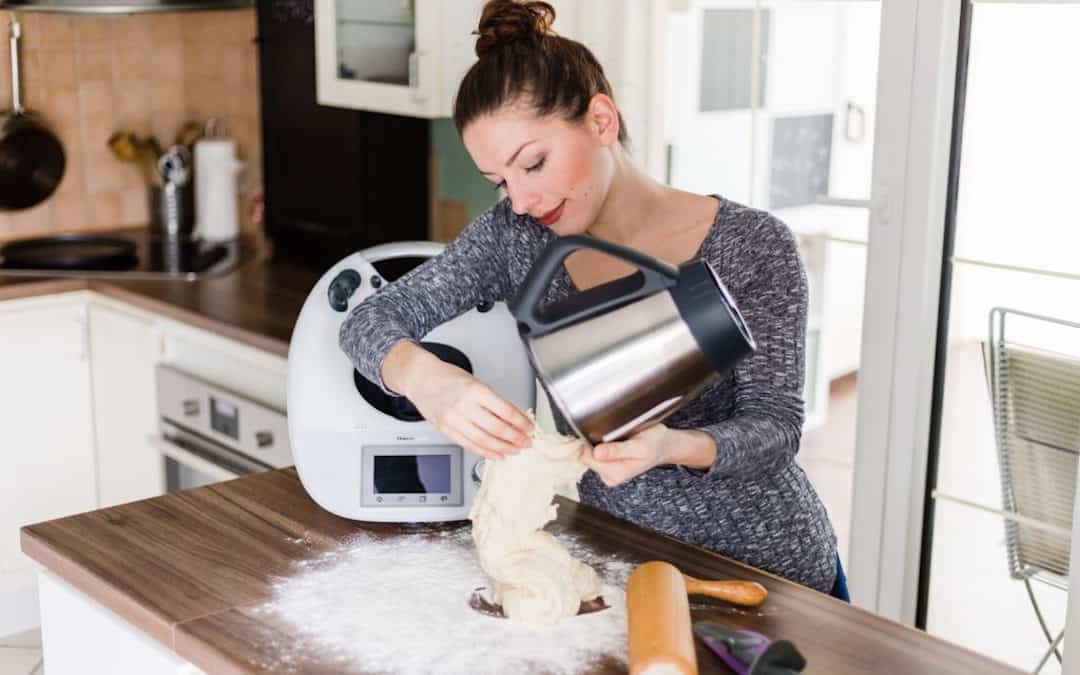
[0,228,252,280]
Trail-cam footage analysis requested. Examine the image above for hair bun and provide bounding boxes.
[474,0,555,58]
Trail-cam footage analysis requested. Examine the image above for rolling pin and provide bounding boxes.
[627,561,769,675]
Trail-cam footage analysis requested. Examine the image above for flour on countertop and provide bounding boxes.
[251,526,633,674]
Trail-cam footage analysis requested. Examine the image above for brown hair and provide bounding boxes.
[452,0,629,146]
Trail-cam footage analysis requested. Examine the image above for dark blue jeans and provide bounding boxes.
[829,554,850,602]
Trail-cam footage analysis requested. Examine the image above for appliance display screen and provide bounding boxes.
[373,454,452,494]
[210,397,239,440]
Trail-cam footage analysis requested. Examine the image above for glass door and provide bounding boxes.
[313,0,442,117]
[665,0,881,567]
[920,2,1080,672]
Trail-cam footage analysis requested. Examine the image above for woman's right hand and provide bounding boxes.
[382,341,533,460]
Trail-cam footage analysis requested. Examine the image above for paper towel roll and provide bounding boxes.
[194,138,242,242]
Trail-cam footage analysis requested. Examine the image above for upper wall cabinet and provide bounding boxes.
[315,0,481,118]
[313,0,618,119]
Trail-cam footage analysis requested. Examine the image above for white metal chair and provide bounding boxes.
[983,307,1080,673]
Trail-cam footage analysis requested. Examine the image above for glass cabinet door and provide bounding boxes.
[315,0,442,117]
[335,0,416,86]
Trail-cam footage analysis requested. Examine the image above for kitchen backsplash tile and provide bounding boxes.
[0,9,262,242]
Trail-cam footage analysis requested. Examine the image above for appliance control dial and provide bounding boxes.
[471,459,486,485]
[255,431,274,448]
[327,269,362,312]
[182,399,200,416]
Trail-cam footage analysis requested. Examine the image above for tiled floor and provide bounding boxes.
[0,629,43,675]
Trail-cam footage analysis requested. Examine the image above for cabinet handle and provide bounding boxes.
[76,308,89,362]
[409,51,428,103]
[149,435,242,483]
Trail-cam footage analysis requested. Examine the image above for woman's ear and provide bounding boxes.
[587,93,620,146]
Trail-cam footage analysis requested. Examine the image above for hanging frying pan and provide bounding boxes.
[0,17,65,210]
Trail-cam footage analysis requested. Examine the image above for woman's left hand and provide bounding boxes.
[581,425,674,487]
[581,425,719,487]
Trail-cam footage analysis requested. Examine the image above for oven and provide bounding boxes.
[150,364,292,492]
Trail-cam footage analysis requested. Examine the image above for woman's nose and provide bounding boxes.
[507,184,540,216]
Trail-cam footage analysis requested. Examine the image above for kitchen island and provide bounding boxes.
[21,467,1020,674]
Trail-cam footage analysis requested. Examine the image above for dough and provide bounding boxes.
[469,416,601,625]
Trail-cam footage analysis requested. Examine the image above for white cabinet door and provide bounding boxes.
[88,302,164,508]
[315,0,444,117]
[0,296,97,575]
[314,0,622,120]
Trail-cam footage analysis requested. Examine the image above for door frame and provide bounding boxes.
[847,0,963,623]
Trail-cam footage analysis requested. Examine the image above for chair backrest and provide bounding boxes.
[985,308,1080,587]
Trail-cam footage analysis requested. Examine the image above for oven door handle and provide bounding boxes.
[149,435,243,483]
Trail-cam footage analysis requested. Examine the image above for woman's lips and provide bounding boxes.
[537,200,566,227]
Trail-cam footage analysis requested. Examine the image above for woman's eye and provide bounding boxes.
[525,157,546,173]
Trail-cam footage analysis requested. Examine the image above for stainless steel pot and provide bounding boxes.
[511,236,756,444]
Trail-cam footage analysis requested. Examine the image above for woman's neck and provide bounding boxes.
[587,147,671,244]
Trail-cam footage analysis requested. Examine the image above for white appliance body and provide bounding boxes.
[287,242,535,522]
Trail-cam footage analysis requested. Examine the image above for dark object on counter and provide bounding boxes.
[0,0,253,14]
[256,0,429,270]
[0,18,65,211]
[468,587,609,619]
[0,227,246,279]
[512,235,756,444]
[694,622,806,675]
[148,235,228,275]
[149,181,195,239]
[0,235,137,271]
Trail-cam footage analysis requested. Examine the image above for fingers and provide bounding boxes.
[591,441,646,462]
[582,442,649,487]
[451,419,521,460]
[471,407,531,451]
[581,454,634,487]
[477,387,533,436]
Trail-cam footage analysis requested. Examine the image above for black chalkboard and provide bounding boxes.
[769,113,834,209]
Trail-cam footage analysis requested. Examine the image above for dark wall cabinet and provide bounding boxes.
[257,0,430,270]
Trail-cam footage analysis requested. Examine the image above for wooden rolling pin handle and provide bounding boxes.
[683,576,768,607]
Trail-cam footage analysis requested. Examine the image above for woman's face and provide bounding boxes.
[462,98,617,236]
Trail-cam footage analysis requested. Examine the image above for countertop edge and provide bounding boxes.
[88,281,291,358]
[0,275,291,358]
[20,524,178,650]
[0,278,90,302]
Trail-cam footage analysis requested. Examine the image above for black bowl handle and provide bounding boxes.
[510,235,679,336]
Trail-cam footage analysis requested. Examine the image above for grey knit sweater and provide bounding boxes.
[340,197,838,592]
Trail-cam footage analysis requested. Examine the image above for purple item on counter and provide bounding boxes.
[693,622,806,675]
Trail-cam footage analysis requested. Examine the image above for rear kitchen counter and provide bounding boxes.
[0,251,320,358]
[21,468,1021,675]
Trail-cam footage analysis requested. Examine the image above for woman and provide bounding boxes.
[340,0,847,599]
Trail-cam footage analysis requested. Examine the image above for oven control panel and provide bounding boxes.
[156,364,292,469]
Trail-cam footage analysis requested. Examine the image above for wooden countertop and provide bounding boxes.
[0,249,321,358]
[21,468,1019,675]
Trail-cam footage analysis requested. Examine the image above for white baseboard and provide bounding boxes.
[0,568,40,638]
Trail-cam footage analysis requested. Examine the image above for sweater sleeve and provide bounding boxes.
[338,205,514,394]
[694,213,808,481]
